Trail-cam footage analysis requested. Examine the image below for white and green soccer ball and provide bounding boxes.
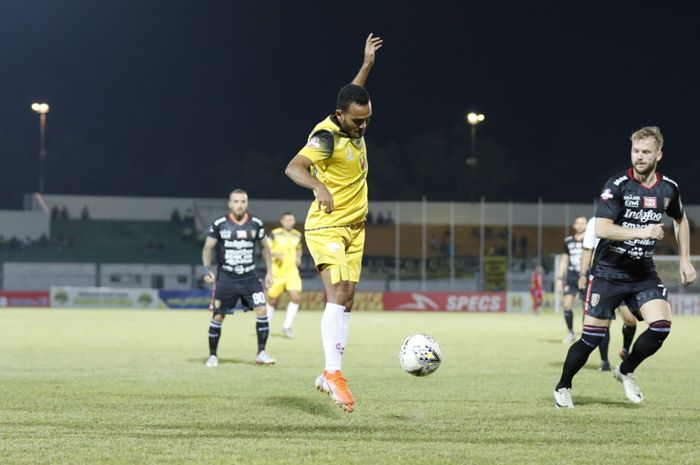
[399,333,442,377]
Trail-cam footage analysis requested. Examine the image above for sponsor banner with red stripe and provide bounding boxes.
[383,292,506,312]
[0,291,50,307]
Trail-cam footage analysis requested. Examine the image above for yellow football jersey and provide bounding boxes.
[297,115,368,229]
[269,227,303,275]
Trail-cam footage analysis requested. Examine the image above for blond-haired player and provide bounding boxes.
[285,33,382,413]
[266,212,303,338]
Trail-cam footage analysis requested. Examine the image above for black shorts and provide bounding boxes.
[584,274,667,321]
[563,273,584,300]
[211,274,266,314]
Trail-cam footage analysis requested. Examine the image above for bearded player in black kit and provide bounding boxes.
[554,126,695,408]
[202,189,276,367]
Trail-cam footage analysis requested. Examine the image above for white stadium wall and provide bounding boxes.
[3,263,97,290]
[0,210,50,240]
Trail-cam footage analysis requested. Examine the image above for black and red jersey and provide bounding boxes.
[208,212,266,278]
[593,168,683,281]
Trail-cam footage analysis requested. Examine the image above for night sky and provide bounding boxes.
[2,1,699,207]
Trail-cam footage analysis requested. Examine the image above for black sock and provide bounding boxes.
[208,319,222,356]
[564,309,574,332]
[556,325,608,389]
[620,320,671,374]
[256,316,269,352]
[598,330,610,363]
[622,324,636,351]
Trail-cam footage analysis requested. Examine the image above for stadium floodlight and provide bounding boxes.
[31,102,50,114]
[465,111,485,201]
[466,112,485,125]
[31,102,50,194]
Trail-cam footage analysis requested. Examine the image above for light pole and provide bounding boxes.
[465,111,485,201]
[31,102,50,194]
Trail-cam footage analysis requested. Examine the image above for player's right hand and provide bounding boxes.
[577,275,587,291]
[315,185,334,213]
[203,271,215,284]
[643,224,664,240]
[363,33,383,66]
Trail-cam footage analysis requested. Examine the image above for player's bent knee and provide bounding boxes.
[581,325,608,348]
[649,320,671,342]
[254,306,268,317]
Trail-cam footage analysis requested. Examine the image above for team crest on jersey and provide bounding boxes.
[306,137,321,149]
[643,197,657,209]
[590,293,600,307]
[236,230,247,239]
[220,230,231,239]
[664,197,671,209]
[359,152,368,173]
[600,188,613,201]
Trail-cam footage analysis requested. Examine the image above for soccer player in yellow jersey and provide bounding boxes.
[285,33,382,413]
[266,212,303,338]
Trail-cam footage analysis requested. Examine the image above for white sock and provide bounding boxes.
[283,301,299,329]
[266,303,275,323]
[321,302,345,372]
[341,311,351,351]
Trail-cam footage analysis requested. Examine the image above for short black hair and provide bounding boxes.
[336,84,371,111]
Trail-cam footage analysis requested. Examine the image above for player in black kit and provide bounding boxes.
[202,189,276,367]
[554,126,695,408]
[556,216,587,344]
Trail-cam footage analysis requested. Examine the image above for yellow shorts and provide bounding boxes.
[267,271,302,299]
[304,223,365,284]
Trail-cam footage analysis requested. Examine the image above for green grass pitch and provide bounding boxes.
[1,308,699,464]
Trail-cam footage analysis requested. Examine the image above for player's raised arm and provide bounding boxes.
[202,236,218,283]
[285,155,335,213]
[673,213,696,285]
[351,33,383,87]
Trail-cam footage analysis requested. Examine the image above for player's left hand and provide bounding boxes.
[680,259,696,286]
[363,33,383,66]
[265,272,274,289]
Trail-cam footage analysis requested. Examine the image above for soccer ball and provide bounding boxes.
[399,333,442,377]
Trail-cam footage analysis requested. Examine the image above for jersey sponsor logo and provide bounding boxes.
[306,137,321,149]
[224,239,254,248]
[220,230,232,239]
[624,194,640,208]
[613,175,628,186]
[236,230,248,239]
[327,242,341,253]
[623,208,662,223]
[662,175,679,188]
[628,246,644,260]
[600,188,613,200]
[643,197,657,209]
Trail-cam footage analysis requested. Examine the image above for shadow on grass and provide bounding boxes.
[186,357,255,366]
[264,395,338,417]
[538,338,568,344]
[569,395,636,408]
[547,361,611,371]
